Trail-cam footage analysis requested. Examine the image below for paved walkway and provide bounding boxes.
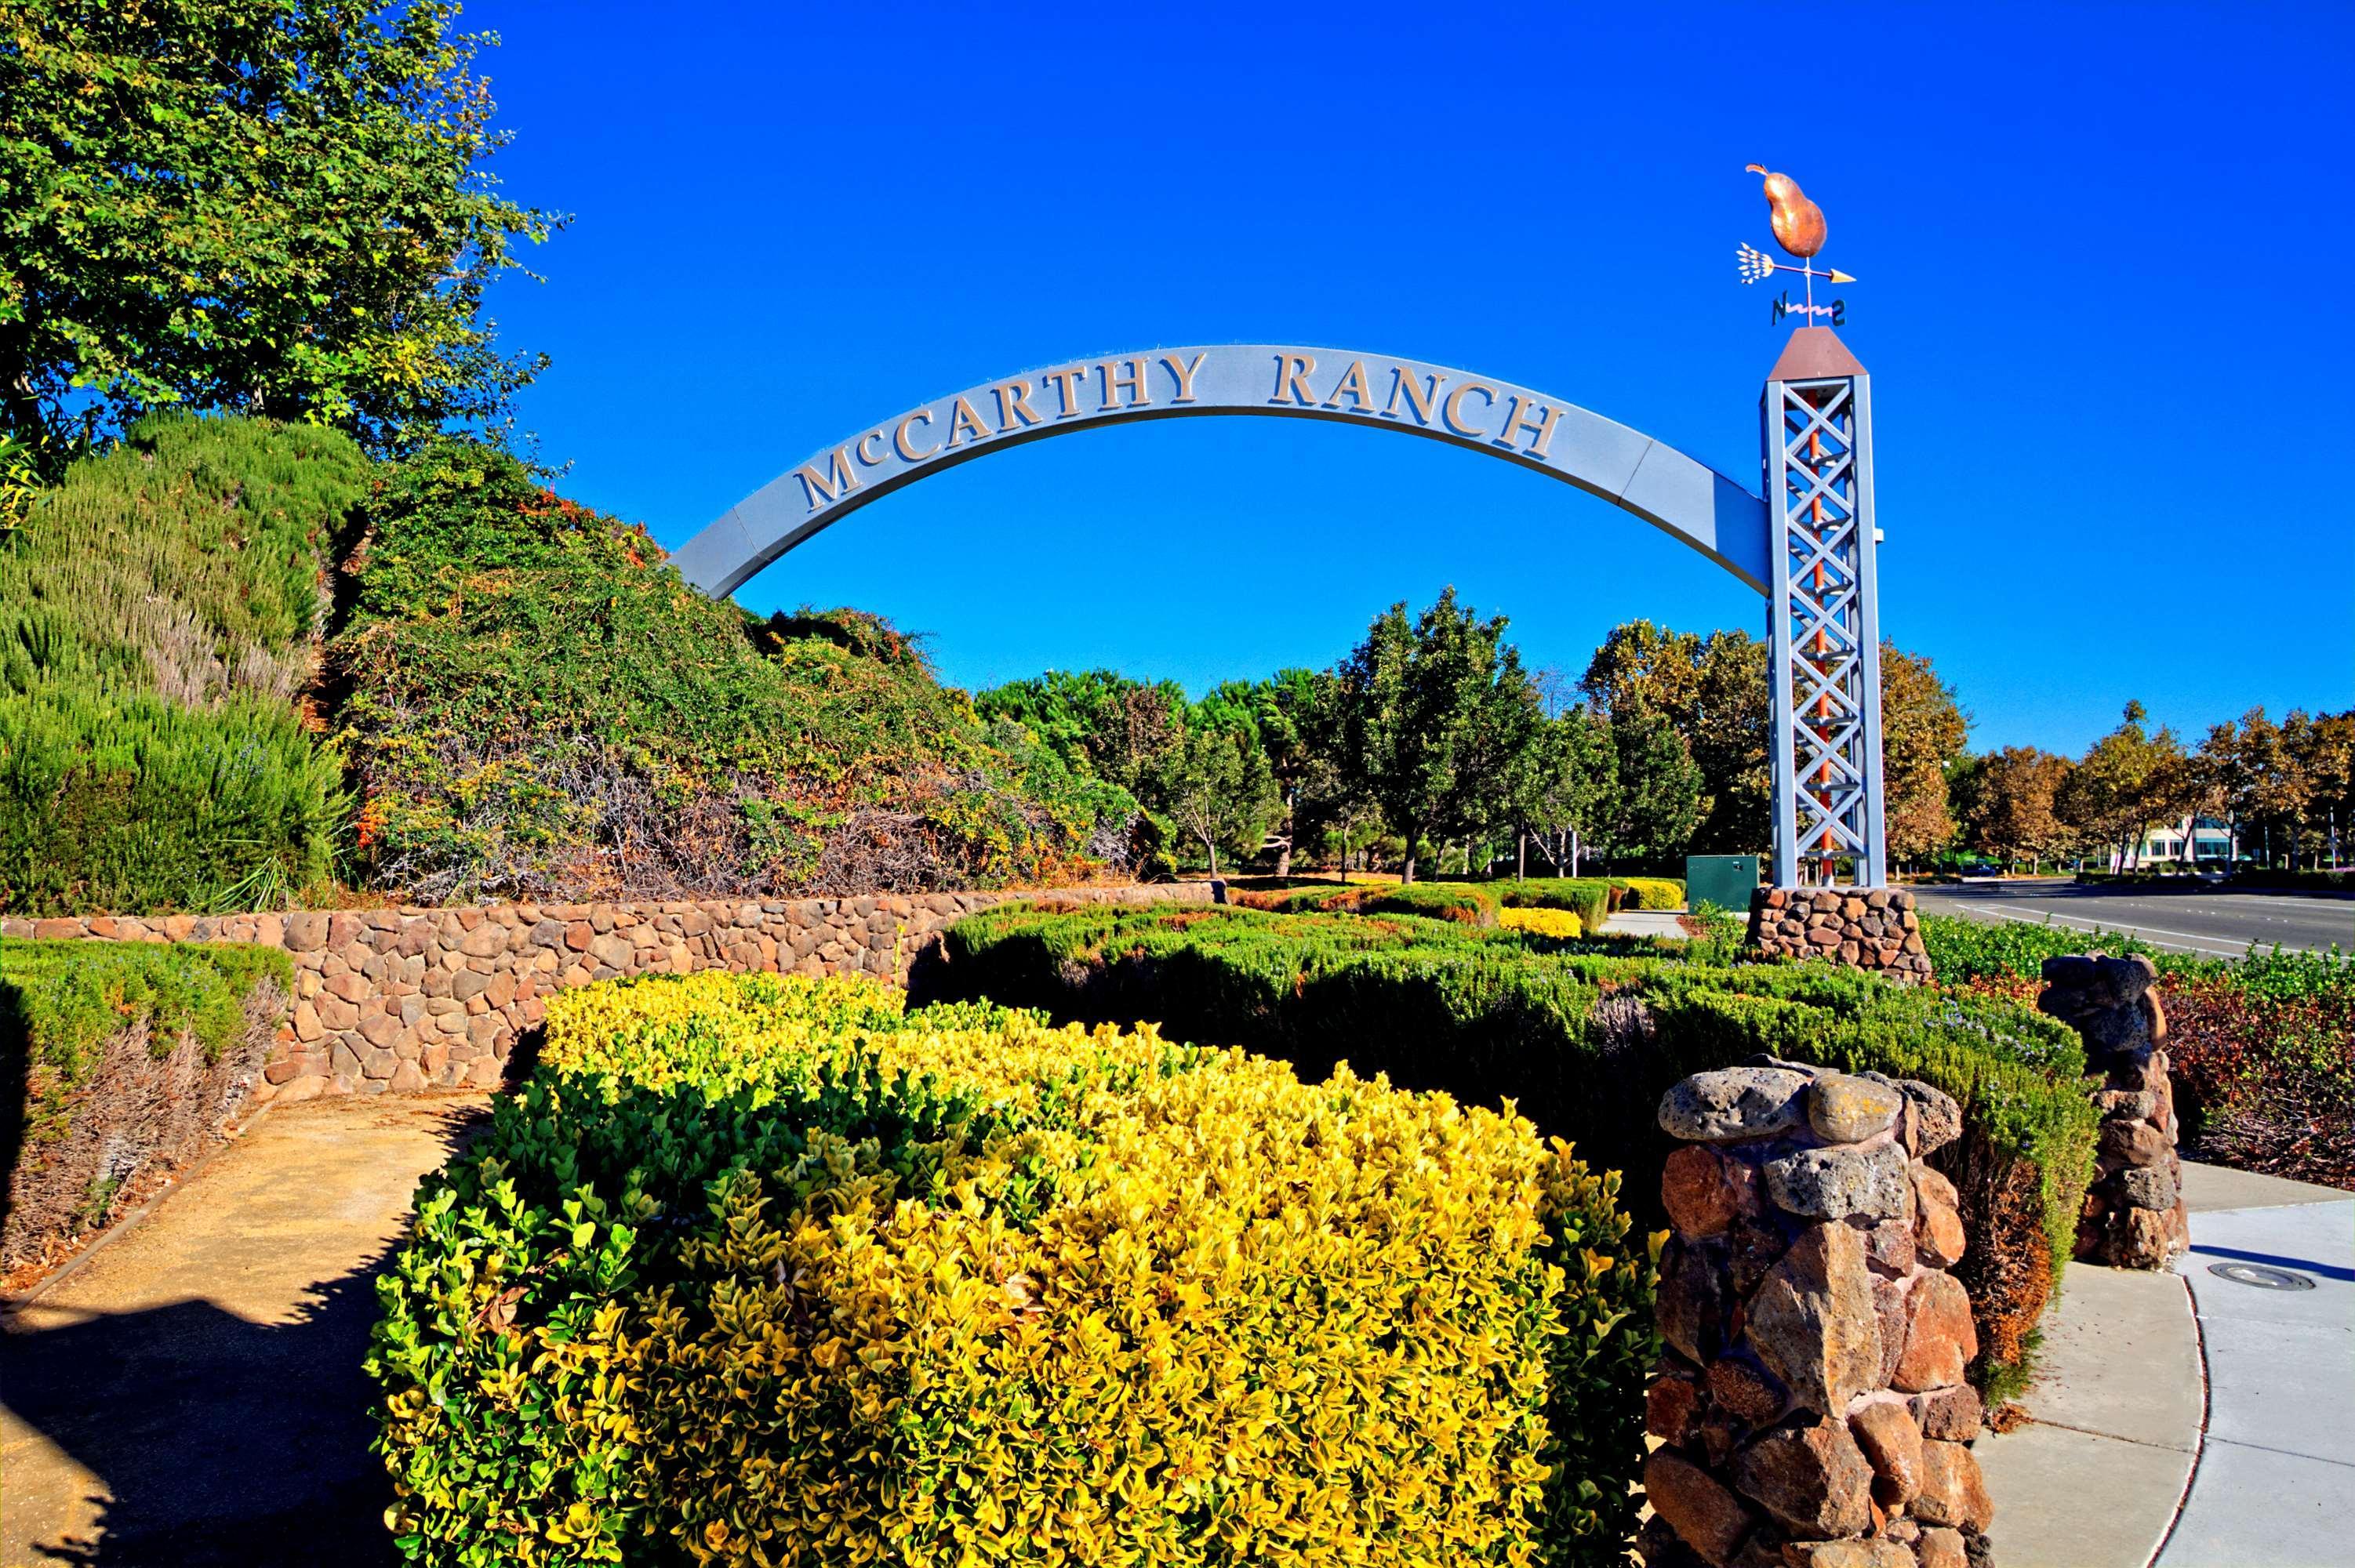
[1979,1161,2354,1568]
[1974,1255,2201,1568]
[0,1094,485,1567]
[1602,909,1689,938]
[2159,1163,2354,1568]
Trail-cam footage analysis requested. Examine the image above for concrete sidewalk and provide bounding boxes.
[1978,1160,2354,1568]
[2157,1163,2354,1568]
[1974,1258,2201,1568]
[1602,909,1689,938]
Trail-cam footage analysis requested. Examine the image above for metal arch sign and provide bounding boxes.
[669,345,1772,600]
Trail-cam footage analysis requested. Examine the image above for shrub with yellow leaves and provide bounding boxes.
[1499,906,1585,941]
[369,973,1658,1566]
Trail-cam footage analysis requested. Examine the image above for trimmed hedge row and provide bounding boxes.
[1,936,291,1146]
[2,937,291,1266]
[919,902,2098,1392]
[369,972,1658,1566]
[1500,907,1585,939]
[1234,876,1684,933]
[1234,880,1501,924]
[1489,879,1614,931]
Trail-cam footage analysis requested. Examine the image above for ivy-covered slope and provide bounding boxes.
[331,439,1136,902]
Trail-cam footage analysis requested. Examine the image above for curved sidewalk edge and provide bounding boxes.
[1974,1256,2201,1568]
[1976,1160,2355,1568]
[2156,1164,2354,1568]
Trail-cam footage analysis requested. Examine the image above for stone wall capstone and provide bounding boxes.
[1640,1059,1993,1568]
[1746,887,1932,983]
[2034,953,2189,1270]
[2,885,1208,1106]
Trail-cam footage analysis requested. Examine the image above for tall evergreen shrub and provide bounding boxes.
[0,416,369,913]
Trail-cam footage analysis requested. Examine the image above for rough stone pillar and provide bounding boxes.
[1746,887,1932,984]
[1639,1062,1993,1568]
[2034,954,2189,1269]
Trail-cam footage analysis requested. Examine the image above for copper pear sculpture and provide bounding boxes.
[1746,165,1827,260]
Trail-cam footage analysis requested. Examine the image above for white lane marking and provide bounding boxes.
[2205,893,2355,913]
[1920,892,2351,949]
[1937,903,2259,959]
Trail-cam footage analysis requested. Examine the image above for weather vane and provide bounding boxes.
[1736,166,1855,327]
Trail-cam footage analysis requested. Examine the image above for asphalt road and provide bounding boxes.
[1910,879,2353,960]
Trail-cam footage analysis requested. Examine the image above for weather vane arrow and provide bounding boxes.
[1736,166,1855,325]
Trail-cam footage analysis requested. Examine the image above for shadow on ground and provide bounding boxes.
[0,1102,485,1566]
[3,1260,395,1565]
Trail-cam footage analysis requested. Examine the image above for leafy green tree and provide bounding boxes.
[1337,589,1543,883]
[1580,620,1768,852]
[1154,703,1279,876]
[1507,709,1617,877]
[1205,669,1337,879]
[1605,702,1703,864]
[0,0,558,456]
[976,670,1185,801]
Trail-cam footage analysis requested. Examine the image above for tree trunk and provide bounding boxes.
[1517,833,1527,880]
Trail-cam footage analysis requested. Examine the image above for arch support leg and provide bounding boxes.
[1764,329,1885,888]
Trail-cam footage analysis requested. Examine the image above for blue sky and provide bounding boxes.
[463,1,2350,754]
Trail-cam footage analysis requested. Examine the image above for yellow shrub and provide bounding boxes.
[1612,877,1685,911]
[373,975,1658,1567]
[1499,906,1585,939]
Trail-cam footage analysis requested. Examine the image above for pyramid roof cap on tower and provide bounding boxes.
[1767,326,1867,383]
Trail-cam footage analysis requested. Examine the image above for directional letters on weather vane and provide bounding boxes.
[1736,166,1857,327]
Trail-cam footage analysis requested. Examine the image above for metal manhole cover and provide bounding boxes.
[2208,1261,2317,1291]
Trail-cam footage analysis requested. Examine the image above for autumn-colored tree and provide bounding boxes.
[1878,644,1971,869]
[2057,702,2189,869]
[1961,746,2077,870]
[2204,707,2355,870]
[2299,712,2355,867]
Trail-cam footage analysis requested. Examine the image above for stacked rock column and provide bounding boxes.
[2035,954,2189,1269]
[1640,1064,1993,1568]
[1746,889,1932,984]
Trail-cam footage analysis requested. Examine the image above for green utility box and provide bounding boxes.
[1685,854,1762,914]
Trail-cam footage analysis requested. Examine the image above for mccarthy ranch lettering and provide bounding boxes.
[790,350,1568,512]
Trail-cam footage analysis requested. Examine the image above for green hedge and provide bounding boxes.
[370,973,1655,1566]
[1,936,293,1147]
[1234,880,1501,924]
[920,902,2098,1392]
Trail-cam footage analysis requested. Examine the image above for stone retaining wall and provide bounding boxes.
[1641,1060,1993,1568]
[1746,887,1932,982]
[2035,953,2189,1270]
[2,885,1207,1106]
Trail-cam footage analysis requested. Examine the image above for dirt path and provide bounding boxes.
[1,1094,486,1567]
